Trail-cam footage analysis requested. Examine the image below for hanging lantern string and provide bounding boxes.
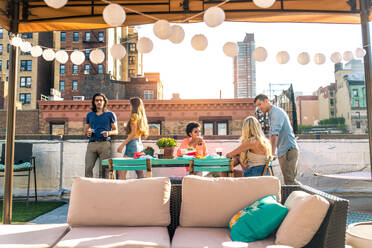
[182,0,232,22]
[100,0,159,21]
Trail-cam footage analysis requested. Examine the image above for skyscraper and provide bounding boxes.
[233,33,256,98]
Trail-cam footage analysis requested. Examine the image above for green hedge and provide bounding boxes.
[318,117,345,126]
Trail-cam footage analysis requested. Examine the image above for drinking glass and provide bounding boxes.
[216,147,223,156]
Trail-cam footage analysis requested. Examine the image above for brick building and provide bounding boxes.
[37,98,255,137]
[296,95,319,125]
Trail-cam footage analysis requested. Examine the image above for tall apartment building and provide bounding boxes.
[121,27,140,81]
[233,33,256,98]
[0,29,53,110]
[53,29,108,100]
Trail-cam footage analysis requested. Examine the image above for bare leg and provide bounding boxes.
[135,170,145,178]
[118,170,127,180]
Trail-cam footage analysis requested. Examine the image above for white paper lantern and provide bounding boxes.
[314,53,326,65]
[55,50,69,64]
[70,50,85,65]
[11,37,22,47]
[168,25,185,44]
[153,20,171,40]
[355,48,366,58]
[276,51,289,64]
[103,3,126,27]
[89,49,105,64]
[110,44,126,60]
[42,49,55,61]
[297,52,310,65]
[330,52,342,63]
[30,46,43,57]
[137,37,153,54]
[223,42,238,57]
[203,6,225,28]
[191,34,208,51]
[253,0,275,8]
[44,0,68,9]
[20,41,32,52]
[343,51,353,62]
[253,47,268,62]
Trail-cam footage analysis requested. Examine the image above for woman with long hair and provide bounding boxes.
[117,97,149,179]
[226,116,272,177]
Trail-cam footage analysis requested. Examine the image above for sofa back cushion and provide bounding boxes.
[180,176,281,227]
[68,177,171,227]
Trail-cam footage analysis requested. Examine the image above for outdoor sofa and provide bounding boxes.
[0,176,348,248]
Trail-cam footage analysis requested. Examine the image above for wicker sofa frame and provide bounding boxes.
[168,182,349,248]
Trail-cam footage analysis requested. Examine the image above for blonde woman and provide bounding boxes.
[117,97,149,179]
[226,116,272,177]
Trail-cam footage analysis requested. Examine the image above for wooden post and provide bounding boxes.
[229,159,234,177]
[189,160,194,175]
[108,159,114,179]
[146,158,152,178]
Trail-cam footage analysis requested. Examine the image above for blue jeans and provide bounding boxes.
[124,138,143,157]
[243,165,268,177]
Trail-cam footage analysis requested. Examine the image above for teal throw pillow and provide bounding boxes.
[229,195,288,242]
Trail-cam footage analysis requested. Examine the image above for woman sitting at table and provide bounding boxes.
[177,122,207,158]
[226,116,272,177]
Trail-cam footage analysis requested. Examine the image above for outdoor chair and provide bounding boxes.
[0,143,37,206]
[102,158,152,179]
[189,158,234,177]
[262,155,275,176]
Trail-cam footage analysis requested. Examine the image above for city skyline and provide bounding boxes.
[138,21,365,99]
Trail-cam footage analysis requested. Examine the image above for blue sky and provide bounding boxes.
[137,22,365,99]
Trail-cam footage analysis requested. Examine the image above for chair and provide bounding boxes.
[0,143,37,206]
[102,158,152,179]
[189,158,234,177]
[262,155,274,176]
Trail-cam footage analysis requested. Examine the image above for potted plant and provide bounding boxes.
[156,137,177,159]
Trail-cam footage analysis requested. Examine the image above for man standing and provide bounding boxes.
[254,94,300,185]
[85,93,118,178]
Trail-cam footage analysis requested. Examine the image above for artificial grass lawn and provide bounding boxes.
[0,200,66,223]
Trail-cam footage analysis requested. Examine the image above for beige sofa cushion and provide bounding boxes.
[275,190,330,248]
[0,223,69,248]
[68,177,171,226]
[180,176,281,227]
[55,227,170,248]
[171,227,275,248]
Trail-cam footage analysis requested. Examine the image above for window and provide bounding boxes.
[149,123,161,135]
[217,123,227,135]
[98,64,103,74]
[84,64,90,73]
[0,60,2,72]
[60,32,66,42]
[72,65,78,74]
[329,91,334,97]
[21,33,33,39]
[330,99,334,106]
[203,123,214,135]
[20,60,32,71]
[144,90,153,100]
[85,32,91,41]
[330,110,335,116]
[0,44,3,55]
[50,123,65,135]
[72,80,78,91]
[60,64,65,74]
[7,44,9,53]
[129,43,136,52]
[129,69,135,76]
[85,49,91,59]
[59,81,65,91]
[19,93,31,104]
[356,122,361,129]
[98,32,104,42]
[0,29,3,39]
[73,32,79,42]
[353,89,359,97]
[355,100,360,108]
[6,60,9,69]
[20,77,32,88]
[202,121,229,135]
[129,56,135,65]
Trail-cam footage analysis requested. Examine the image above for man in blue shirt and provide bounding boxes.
[254,94,300,185]
[85,93,118,178]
